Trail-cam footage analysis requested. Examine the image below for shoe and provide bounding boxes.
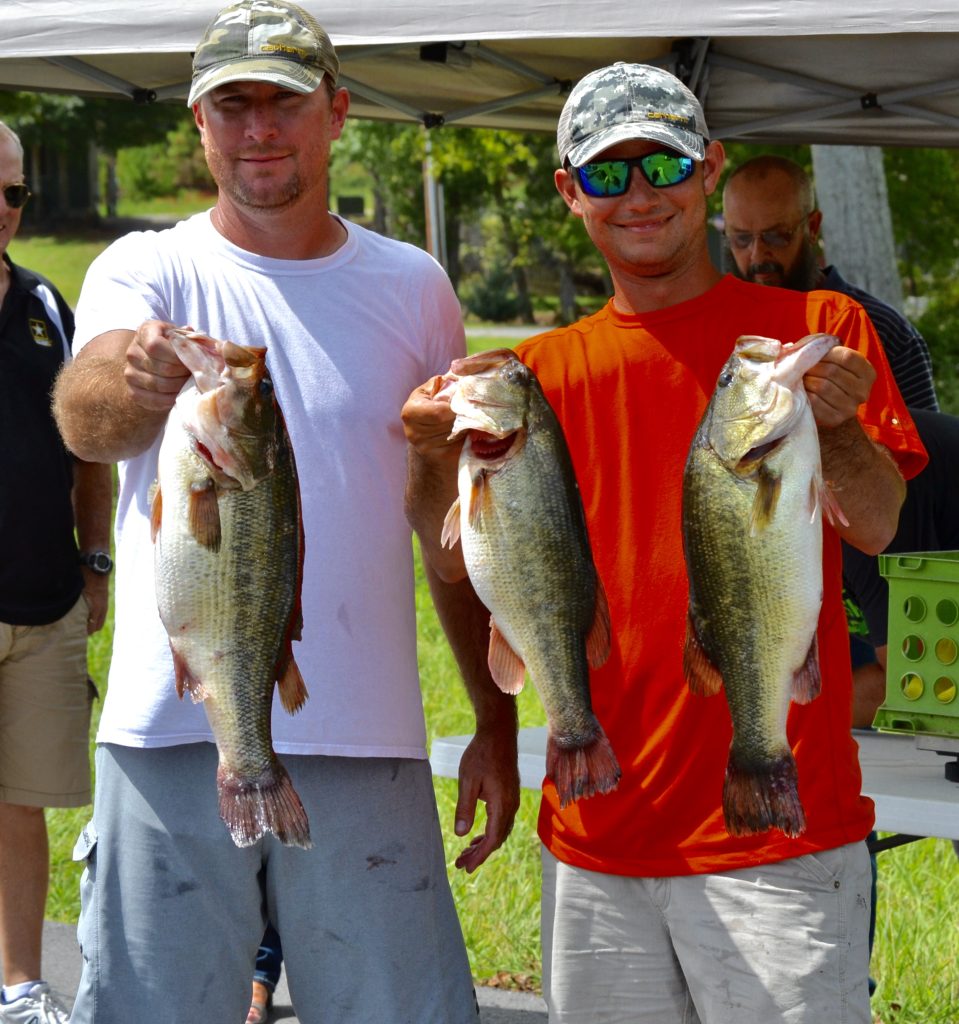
[246,981,272,1024]
[0,983,70,1024]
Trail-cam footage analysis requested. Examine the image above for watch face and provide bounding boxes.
[83,551,113,574]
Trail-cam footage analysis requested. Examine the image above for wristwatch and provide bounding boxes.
[79,550,114,575]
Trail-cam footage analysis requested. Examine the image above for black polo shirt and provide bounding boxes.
[0,255,84,625]
[843,408,959,648]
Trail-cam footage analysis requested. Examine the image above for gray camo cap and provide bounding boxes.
[188,0,339,106]
[557,62,708,168]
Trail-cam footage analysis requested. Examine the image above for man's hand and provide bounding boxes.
[452,723,521,874]
[123,320,193,412]
[401,374,459,459]
[402,375,468,583]
[806,346,905,554]
[803,346,875,429]
[81,572,109,635]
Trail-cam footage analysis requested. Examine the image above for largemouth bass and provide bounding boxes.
[437,349,620,808]
[682,333,844,839]
[152,330,311,849]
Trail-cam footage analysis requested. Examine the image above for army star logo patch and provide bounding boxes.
[29,318,52,346]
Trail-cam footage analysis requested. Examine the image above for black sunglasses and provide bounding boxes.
[575,151,696,198]
[2,183,31,209]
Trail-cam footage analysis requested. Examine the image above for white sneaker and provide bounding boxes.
[0,983,70,1024]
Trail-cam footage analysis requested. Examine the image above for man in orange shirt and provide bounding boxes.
[403,63,924,1024]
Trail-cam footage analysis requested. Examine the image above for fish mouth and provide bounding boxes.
[737,435,785,473]
[190,435,237,486]
[468,429,523,463]
[448,349,515,376]
[772,333,840,387]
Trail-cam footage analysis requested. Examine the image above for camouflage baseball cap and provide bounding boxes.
[188,0,339,106]
[557,62,708,168]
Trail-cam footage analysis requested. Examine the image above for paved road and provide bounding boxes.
[464,324,541,339]
[37,920,547,1022]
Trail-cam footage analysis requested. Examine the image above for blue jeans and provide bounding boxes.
[254,924,283,992]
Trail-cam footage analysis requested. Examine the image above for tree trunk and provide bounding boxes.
[493,185,534,323]
[558,261,577,325]
[810,145,904,311]
[104,152,119,218]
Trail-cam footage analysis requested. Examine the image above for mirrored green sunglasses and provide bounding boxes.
[575,151,695,197]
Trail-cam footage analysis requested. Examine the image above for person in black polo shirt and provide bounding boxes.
[722,155,939,412]
[842,408,959,724]
[0,121,112,1024]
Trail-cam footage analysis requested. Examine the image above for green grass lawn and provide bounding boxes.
[23,224,959,1019]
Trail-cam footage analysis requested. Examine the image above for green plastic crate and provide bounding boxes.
[873,551,959,738]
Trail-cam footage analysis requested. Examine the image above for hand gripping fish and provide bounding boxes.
[681,333,847,839]
[152,329,311,849]
[437,349,620,808]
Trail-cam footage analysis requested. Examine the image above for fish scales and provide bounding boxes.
[682,332,839,839]
[157,443,298,770]
[440,349,620,807]
[154,331,310,849]
[684,413,823,754]
[463,408,599,740]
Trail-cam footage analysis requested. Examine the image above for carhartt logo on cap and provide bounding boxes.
[261,43,309,57]
[557,62,709,168]
[188,0,339,107]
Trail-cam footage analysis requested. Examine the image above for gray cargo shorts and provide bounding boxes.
[71,743,479,1024]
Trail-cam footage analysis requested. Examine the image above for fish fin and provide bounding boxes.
[217,758,312,850]
[150,482,162,542]
[277,654,309,715]
[748,464,781,536]
[820,478,850,529]
[170,647,207,703]
[546,722,621,809]
[291,469,306,645]
[683,614,724,696]
[440,497,461,549]
[723,746,806,839]
[467,468,490,529]
[488,618,526,694]
[586,576,612,669]
[188,478,221,551]
[791,634,822,704]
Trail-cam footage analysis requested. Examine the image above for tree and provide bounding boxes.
[0,91,190,220]
[883,147,959,296]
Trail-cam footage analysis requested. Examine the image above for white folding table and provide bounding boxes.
[430,726,959,846]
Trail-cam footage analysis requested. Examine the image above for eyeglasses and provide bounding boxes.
[724,219,807,251]
[574,151,696,198]
[1,183,31,209]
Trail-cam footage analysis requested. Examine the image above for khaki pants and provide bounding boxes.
[0,596,94,807]
[541,842,872,1024]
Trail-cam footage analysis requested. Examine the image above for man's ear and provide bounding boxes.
[555,166,583,218]
[329,87,350,140]
[702,140,725,197]
[808,209,824,244]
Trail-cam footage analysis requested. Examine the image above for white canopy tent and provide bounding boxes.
[1,0,959,148]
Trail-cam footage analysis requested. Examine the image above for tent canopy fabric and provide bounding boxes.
[2,1,959,147]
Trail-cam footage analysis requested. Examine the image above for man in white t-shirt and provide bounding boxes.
[52,3,519,1022]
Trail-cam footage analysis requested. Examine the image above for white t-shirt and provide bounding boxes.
[75,212,464,757]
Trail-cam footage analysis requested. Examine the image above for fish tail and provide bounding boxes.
[723,747,806,838]
[546,723,621,809]
[217,759,313,850]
